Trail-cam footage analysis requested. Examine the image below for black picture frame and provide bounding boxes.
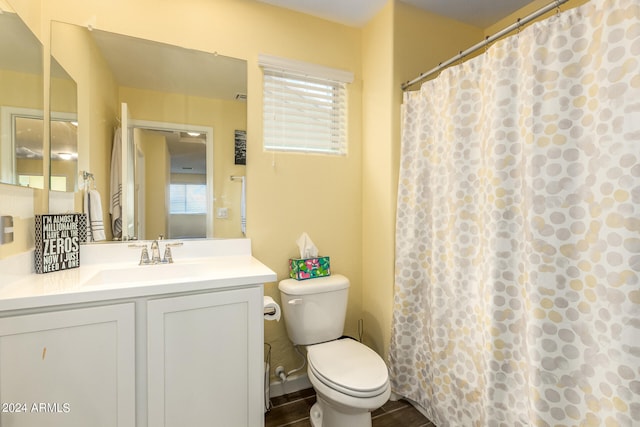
[234,130,246,165]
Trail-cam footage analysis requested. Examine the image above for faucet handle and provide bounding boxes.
[129,243,150,265]
[162,242,183,264]
[163,247,174,264]
[140,246,151,265]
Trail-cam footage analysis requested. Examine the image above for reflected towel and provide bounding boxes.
[84,189,106,242]
[240,176,246,235]
[110,128,122,238]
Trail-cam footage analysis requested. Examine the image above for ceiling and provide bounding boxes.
[0,12,40,74]
[256,0,537,28]
[91,29,247,101]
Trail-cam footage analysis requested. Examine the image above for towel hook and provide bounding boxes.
[80,170,96,189]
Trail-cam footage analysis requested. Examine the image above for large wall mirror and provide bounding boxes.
[0,10,44,188]
[50,21,247,241]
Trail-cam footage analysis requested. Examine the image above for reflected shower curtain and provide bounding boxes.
[390,0,639,425]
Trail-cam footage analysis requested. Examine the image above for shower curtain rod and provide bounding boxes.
[401,0,569,91]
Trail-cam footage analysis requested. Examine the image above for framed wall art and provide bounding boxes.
[234,130,246,165]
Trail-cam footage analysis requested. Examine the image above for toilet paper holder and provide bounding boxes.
[263,296,281,321]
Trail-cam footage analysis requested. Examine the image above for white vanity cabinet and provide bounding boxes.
[147,286,264,427]
[0,303,136,427]
[0,240,276,427]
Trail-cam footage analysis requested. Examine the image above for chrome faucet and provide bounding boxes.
[130,240,183,265]
[150,240,162,264]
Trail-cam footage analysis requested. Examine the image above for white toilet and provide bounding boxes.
[279,274,390,427]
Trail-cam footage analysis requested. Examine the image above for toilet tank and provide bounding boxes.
[278,275,349,346]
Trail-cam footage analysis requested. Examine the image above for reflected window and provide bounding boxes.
[18,175,44,188]
[169,184,206,214]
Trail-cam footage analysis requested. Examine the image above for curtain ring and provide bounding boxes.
[484,36,490,54]
[516,18,522,37]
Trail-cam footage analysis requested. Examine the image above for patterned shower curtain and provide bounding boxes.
[390,0,639,425]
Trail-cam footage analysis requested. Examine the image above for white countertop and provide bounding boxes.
[0,239,277,312]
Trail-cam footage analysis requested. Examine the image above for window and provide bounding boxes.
[169,184,206,214]
[259,54,353,155]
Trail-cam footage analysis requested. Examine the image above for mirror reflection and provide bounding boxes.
[0,11,44,187]
[50,58,78,192]
[124,121,212,241]
[50,22,247,240]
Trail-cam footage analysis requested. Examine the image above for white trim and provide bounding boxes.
[259,54,354,84]
[269,372,313,398]
[1,106,77,185]
[1,106,45,184]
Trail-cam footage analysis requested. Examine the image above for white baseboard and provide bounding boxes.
[269,373,312,398]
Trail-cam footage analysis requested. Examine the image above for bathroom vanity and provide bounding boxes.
[0,239,275,427]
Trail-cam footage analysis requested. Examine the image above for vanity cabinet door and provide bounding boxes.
[147,286,263,427]
[0,303,136,427]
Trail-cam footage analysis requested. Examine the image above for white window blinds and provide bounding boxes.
[259,54,353,155]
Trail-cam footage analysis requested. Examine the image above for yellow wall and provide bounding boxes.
[50,19,119,239]
[15,158,42,176]
[50,76,78,192]
[0,70,44,198]
[0,70,43,109]
[138,128,169,239]
[50,159,76,191]
[0,63,43,258]
[361,2,395,356]
[50,75,76,113]
[360,1,483,358]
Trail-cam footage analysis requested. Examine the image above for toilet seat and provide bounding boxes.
[307,339,389,398]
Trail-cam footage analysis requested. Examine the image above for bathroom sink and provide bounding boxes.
[83,261,215,287]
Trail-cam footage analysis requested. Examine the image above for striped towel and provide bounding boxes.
[110,128,123,238]
[84,189,106,242]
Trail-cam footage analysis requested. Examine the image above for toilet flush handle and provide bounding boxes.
[288,298,303,305]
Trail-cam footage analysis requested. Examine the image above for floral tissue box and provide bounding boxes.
[289,256,331,280]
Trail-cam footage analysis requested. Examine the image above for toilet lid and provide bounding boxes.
[307,339,389,398]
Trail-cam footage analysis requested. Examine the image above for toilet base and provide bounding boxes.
[309,395,372,427]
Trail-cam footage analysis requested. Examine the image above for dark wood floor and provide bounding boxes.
[265,388,435,427]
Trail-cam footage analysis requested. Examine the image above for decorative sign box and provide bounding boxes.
[289,256,331,280]
[35,214,86,274]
